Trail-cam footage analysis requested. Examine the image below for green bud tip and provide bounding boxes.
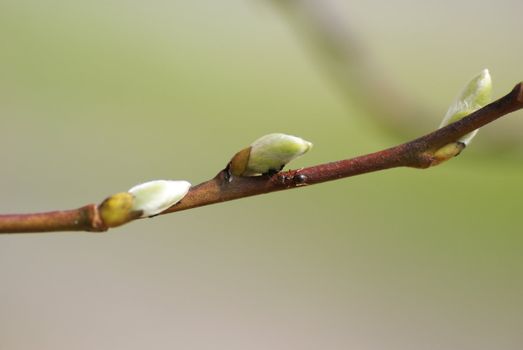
[229,133,313,177]
[128,180,191,217]
[439,69,492,146]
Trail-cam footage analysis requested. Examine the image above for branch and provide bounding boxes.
[1,83,522,234]
[0,205,104,233]
[166,82,523,213]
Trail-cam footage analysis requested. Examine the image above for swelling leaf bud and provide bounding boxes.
[227,133,313,179]
[98,192,136,228]
[439,69,492,145]
[128,180,191,217]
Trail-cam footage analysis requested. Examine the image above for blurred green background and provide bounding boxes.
[1,1,522,349]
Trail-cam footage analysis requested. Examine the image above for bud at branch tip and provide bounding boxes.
[439,69,492,146]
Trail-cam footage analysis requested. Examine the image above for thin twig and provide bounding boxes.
[165,82,523,213]
[0,205,103,234]
[1,83,522,234]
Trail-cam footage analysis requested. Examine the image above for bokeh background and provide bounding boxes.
[1,0,522,349]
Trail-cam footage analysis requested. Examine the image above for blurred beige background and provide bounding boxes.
[1,1,522,349]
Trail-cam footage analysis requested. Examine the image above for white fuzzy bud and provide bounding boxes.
[439,69,492,145]
[245,133,313,175]
[128,180,191,217]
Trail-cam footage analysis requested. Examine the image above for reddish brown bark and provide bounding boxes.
[1,83,522,233]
